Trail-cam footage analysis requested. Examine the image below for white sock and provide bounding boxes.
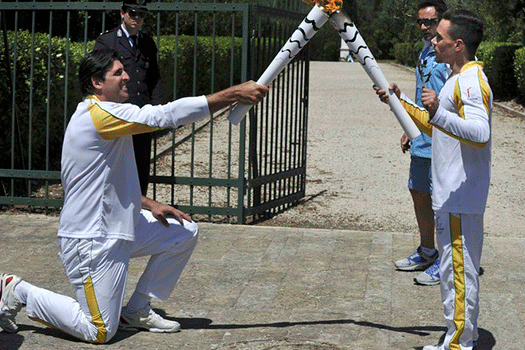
[420,245,437,257]
[13,280,32,304]
[126,292,151,313]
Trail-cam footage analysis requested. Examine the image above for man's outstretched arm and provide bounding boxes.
[206,81,269,114]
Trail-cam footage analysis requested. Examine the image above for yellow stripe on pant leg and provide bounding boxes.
[450,214,466,350]
[28,316,58,329]
[84,276,107,343]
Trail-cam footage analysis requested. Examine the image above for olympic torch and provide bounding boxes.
[228,1,343,125]
[330,10,421,140]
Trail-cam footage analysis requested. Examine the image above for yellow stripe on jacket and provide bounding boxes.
[400,61,490,149]
[87,96,161,140]
[444,61,490,148]
[399,98,433,137]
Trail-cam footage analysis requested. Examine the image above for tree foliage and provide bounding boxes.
[349,0,525,59]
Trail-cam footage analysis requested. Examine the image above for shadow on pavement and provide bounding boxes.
[413,328,496,349]
[0,311,496,349]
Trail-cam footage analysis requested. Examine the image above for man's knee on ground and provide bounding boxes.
[88,323,118,344]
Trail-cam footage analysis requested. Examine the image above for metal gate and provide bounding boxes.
[0,1,310,224]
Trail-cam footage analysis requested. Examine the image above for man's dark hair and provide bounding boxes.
[442,9,484,60]
[418,0,448,19]
[79,49,119,97]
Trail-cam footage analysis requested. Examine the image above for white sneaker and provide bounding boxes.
[394,246,438,271]
[423,340,477,350]
[414,258,441,286]
[119,305,180,333]
[422,345,444,350]
[0,273,23,333]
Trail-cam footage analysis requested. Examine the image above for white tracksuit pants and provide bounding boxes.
[435,211,484,350]
[23,209,198,343]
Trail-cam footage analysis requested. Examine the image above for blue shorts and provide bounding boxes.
[408,155,432,193]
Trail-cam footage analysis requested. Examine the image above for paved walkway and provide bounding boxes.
[0,214,523,350]
[2,60,525,349]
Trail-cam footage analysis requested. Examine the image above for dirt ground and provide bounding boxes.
[257,62,525,239]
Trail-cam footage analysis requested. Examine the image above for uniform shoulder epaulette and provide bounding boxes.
[98,27,119,37]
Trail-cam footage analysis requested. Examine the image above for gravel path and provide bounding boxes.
[258,61,525,239]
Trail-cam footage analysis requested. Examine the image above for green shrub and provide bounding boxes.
[514,47,525,102]
[309,26,340,62]
[158,35,242,100]
[477,42,522,99]
[0,31,87,174]
[392,42,421,67]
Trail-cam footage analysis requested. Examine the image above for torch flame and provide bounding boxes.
[302,0,343,14]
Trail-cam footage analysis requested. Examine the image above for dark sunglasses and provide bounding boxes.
[417,18,439,26]
[127,8,146,19]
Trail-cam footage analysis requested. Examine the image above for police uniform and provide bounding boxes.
[94,7,163,195]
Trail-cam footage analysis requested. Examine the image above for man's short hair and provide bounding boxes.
[418,0,448,19]
[79,49,119,98]
[442,9,484,59]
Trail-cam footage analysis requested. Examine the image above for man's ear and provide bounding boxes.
[91,77,103,92]
[455,39,465,52]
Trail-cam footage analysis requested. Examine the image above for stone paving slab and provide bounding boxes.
[0,215,523,349]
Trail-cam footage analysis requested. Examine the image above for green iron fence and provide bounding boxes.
[0,1,310,223]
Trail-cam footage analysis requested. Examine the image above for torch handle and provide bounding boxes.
[227,75,275,125]
[228,103,254,126]
[386,92,421,139]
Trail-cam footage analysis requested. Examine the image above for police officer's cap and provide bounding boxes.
[122,0,148,12]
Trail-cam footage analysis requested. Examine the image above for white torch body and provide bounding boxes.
[228,5,330,125]
[330,10,421,140]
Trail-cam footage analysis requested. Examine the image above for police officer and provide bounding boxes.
[94,0,162,196]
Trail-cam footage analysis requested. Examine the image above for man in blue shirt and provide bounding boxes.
[394,0,449,286]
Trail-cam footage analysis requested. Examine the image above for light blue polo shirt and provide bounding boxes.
[411,40,449,158]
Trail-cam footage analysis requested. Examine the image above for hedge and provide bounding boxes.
[0,31,86,173]
[392,41,424,67]
[477,42,522,99]
[157,35,242,100]
[514,47,525,102]
[309,25,340,62]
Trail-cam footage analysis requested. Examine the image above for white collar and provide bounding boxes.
[120,24,134,38]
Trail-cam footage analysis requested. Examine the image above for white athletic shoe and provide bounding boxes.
[423,340,477,350]
[422,345,444,350]
[119,305,181,333]
[414,258,441,286]
[394,246,438,271]
[0,273,23,333]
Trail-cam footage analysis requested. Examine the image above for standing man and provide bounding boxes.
[394,0,449,286]
[375,9,491,350]
[95,0,160,196]
[0,49,268,343]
